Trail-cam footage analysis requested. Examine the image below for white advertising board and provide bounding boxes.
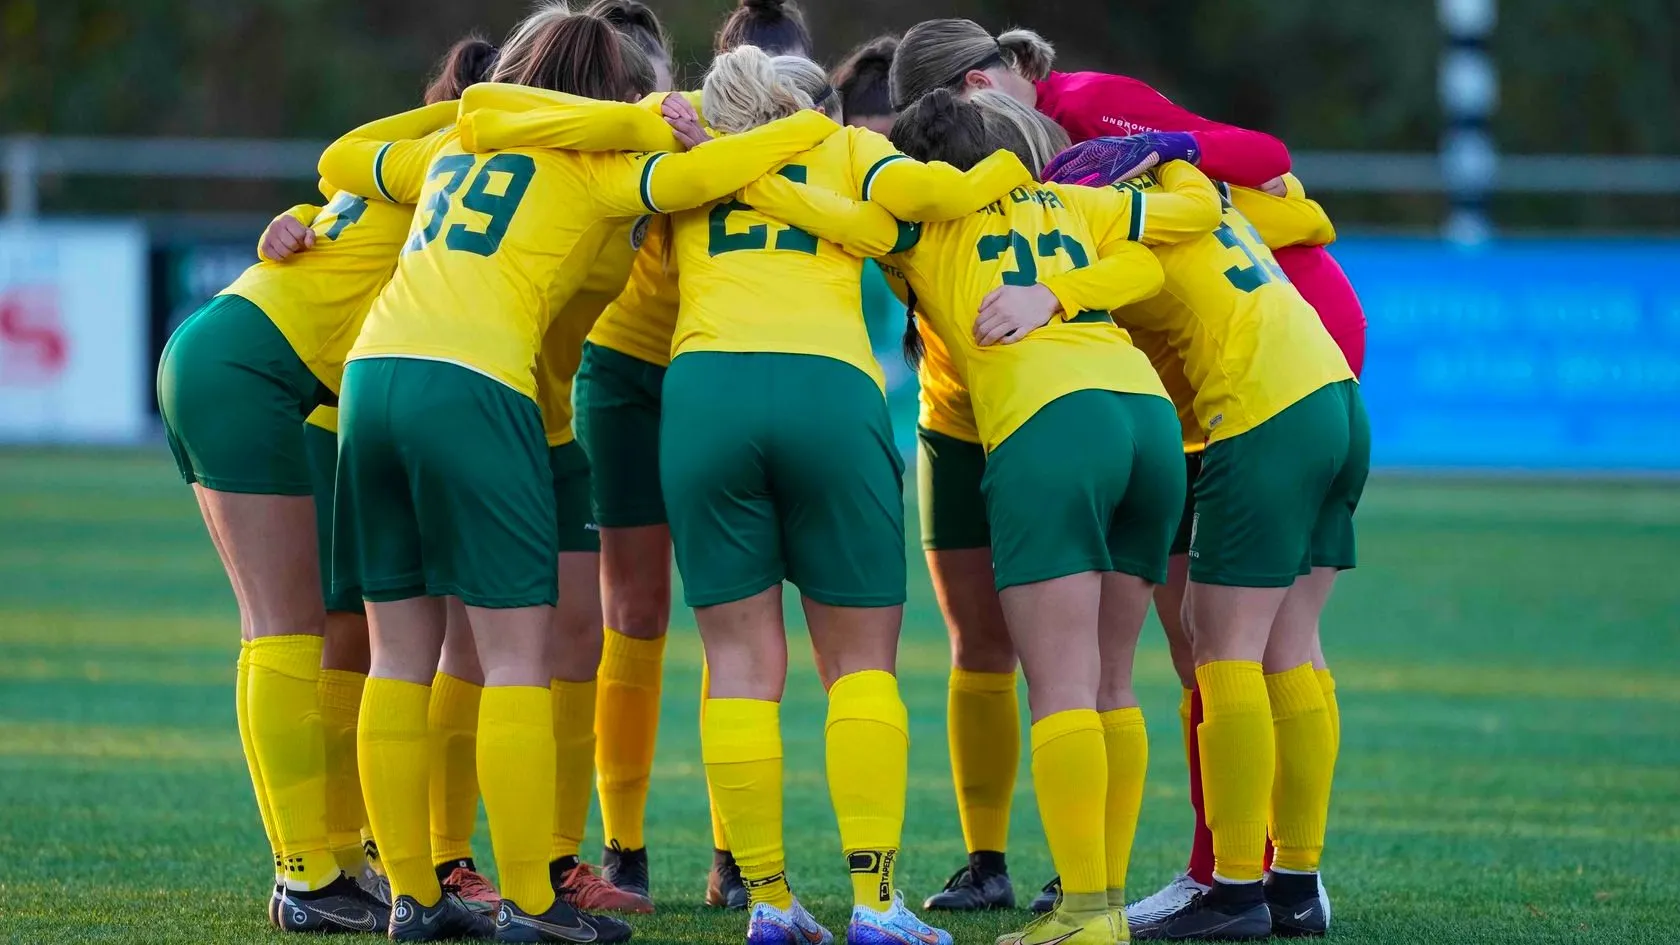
[0,222,148,443]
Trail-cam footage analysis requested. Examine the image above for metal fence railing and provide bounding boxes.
[7,134,1680,220]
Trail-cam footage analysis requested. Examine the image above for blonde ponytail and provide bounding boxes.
[703,43,813,134]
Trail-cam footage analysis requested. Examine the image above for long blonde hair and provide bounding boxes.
[889,18,1054,111]
[702,44,813,134]
[970,89,1069,179]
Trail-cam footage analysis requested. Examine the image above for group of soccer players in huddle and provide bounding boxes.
[154,0,1370,942]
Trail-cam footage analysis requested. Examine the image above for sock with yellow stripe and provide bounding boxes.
[947,668,1019,858]
[703,698,790,910]
[1030,709,1109,918]
[318,668,369,876]
[480,685,558,914]
[826,671,909,913]
[1100,707,1148,907]
[1316,667,1340,766]
[236,641,284,883]
[360,676,440,905]
[1195,661,1273,883]
[427,672,482,867]
[1267,664,1334,873]
[247,634,338,891]
[596,630,665,851]
[701,659,729,852]
[550,679,597,864]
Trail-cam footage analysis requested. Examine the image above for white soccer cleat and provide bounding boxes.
[1124,872,1210,929]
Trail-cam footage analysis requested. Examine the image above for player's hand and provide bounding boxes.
[974,284,1060,346]
[662,93,709,150]
[259,215,314,262]
[1259,176,1289,197]
[1044,132,1200,187]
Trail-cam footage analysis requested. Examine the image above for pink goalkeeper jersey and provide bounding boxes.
[1274,245,1366,378]
[1034,71,1290,188]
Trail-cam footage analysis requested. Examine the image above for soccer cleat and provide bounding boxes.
[922,862,1015,911]
[1124,872,1209,929]
[847,892,953,945]
[495,896,633,943]
[359,861,393,906]
[555,860,654,915]
[746,897,833,945]
[1029,876,1061,914]
[1131,879,1270,941]
[995,906,1117,945]
[277,873,391,934]
[390,890,496,942]
[1263,870,1328,937]
[602,842,652,900]
[706,849,751,910]
[440,863,503,915]
[268,884,283,927]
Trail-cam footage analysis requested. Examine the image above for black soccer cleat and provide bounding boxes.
[922,852,1015,911]
[1132,879,1271,941]
[1264,870,1329,937]
[602,842,651,899]
[496,896,634,943]
[389,890,496,941]
[277,873,391,934]
[705,848,750,911]
[268,883,283,927]
[1029,876,1061,914]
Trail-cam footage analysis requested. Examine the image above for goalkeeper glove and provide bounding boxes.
[1044,131,1201,186]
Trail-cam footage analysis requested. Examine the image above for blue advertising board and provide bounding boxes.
[1333,238,1680,472]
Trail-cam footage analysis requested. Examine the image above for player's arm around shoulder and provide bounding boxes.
[317,101,459,204]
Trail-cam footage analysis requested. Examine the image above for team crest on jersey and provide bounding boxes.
[630,214,652,250]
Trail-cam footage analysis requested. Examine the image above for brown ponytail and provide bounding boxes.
[423,35,499,104]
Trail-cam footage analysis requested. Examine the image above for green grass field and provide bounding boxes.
[1,448,1677,944]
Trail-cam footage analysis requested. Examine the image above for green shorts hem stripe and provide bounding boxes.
[682,574,783,610]
[189,474,315,496]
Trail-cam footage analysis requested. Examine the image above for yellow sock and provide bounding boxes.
[1195,661,1272,883]
[1030,709,1108,913]
[361,827,384,877]
[596,630,665,852]
[703,698,790,910]
[319,669,369,876]
[247,635,337,891]
[826,671,909,913]
[1267,664,1334,873]
[427,672,481,867]
[236,642,283,882]
[480,685,558,914]
[947,668,1019,856]
[1316,668,1340,766]
[361,677,439,905]
[701,659,728,851]
[1100,707,1148,902]
[1177,687,1195,774]
[551,679,597,863]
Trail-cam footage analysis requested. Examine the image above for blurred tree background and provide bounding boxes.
[3,0,1676,228]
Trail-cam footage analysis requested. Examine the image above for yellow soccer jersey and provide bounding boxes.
[1112,174,1354,443]
[305,405,338,433]
[460,86,696,401]
[1225,175,1336,250]
[669,125,1029,387]
[589,220,681,367]
[535,215,643,444]
[220,190,417,394]
[748,160,1223,450]
[915,318,982,444]
[316,102,840,400]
